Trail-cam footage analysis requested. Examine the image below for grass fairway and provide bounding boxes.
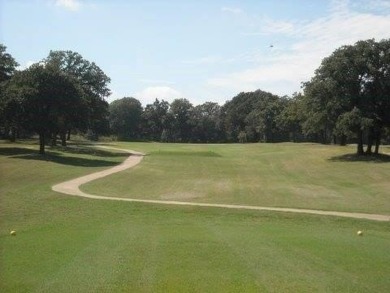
[83,142,390,214]
[1,141,389,292]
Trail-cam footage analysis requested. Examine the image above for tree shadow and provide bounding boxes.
[0,147,127,167]
[328,153,390,163]
[50,145,128,157]
[66,141,116,147]
[0,147,37,156]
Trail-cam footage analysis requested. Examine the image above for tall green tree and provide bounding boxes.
[301,76,338,144]
[222,90,285,142]
[276,93,305,142]
[189,102,223,142]
[170,98,193,142]
[221,91,262,142]
[303,39,390,154]
[44,50,111,140]
[245,93,286,142]
[7,64,84,154]
[0,44,19,140]
[141,99,170,141]
[109,97,142,140]
[0,44,19,83]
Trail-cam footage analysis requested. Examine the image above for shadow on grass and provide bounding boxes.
[329,153,390,163]
[0,147,36,156]
[51,146,128,157]
[0,147,126,167]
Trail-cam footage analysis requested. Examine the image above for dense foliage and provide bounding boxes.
[302,39,390,154]
[0,47,111,153]
[1,39,389,154]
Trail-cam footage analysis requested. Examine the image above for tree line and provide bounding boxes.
[1,39,389,155]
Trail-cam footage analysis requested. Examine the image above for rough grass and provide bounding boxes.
[83,142,390,214]
[1,141,389,292]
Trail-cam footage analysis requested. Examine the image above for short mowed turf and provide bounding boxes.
[1,140,389,292]
[84,142,390,214]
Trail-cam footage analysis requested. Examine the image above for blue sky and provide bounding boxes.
[1,0,390,105]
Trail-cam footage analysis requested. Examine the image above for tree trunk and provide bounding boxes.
[291,131,296,142]
[67,129,71,141]
[39,133,45,155]
[60,132,67,146]
[322,130,328,144]
[51,132,57,147]
[366,128,374,154]
[10,127,16,142]
[366,144,372,154]
[374,132,381,154]
[339,135,347,146]
[357,129,364,155]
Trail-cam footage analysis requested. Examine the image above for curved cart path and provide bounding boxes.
[52,147,389,222]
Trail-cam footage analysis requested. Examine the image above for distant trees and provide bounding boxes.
[141,99,170,141]
[276,93,304,142]
[109,97,142,140]
[1,39,389,155]
[169,98,193,142]
[139,99,223,143]
[106,39,389,150]
[222,91,260,142]
[222,90,291,142]
[190,102,223,142]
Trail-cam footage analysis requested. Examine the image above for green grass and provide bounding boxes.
[1,140,389,292]
[83,142,390,214]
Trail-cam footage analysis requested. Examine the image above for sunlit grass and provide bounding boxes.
[1,141,389,292]
[83,142,390,214]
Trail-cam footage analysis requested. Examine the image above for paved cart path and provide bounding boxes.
[52,147,390,222]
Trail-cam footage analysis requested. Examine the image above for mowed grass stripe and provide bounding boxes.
[3,202,389,292]
[35,220,159,292]
[3,203,389,292]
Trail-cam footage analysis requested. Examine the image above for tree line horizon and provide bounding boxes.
[1,38,389,155]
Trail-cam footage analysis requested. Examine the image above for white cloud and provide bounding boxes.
[138,79,176,85]
[260,18,296,35]
[17,60,37,70]
[134,86,184,105]
[351,0,390,12]
[105,90,122,103]
[208,0,390,96]
[370,0,390,9]
[221,7,242,14]
[182,56,222,65]
[55,0,81,11]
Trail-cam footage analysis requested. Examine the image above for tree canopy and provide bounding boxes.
[109,97,143,140]
[0,44,19,83]
[45,50,111,139]
[0,44,20,140]
[303,39,390,154]
[6,64,85,154]
[1,49,111,151]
